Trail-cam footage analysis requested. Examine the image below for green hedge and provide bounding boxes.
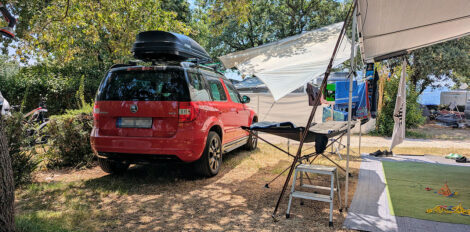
[0,63,103,115]
[43,105,95,169]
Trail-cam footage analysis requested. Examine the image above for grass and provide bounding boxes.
[382,161,470,225]
[16,182,119,232]
[16,213,73,232]
[15,143,362,231]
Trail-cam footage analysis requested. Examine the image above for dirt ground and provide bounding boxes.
[408,122,470,140]
[17,143,361,232]
[260,133,470,150]
[17,124,470,231]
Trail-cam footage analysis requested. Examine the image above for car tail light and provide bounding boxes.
[178,102,199,122]
[93,103,100,127]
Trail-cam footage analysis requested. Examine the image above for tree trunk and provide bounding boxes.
[0,118,15,232]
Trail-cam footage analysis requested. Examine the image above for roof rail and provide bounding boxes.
[181,61,226,77]
[109,64,134,69]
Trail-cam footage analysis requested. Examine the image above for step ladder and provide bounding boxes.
[286,164,342,227]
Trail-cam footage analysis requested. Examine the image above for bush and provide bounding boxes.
[3,113,39,187]
[0,62,103,115]
[43,105,94,169]
[375,65,426,136]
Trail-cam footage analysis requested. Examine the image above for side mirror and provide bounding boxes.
[241,95,250,104]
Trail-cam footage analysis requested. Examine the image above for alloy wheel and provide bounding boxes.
[208,137,221,172]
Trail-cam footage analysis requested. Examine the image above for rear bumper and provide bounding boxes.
[90,128,206,163]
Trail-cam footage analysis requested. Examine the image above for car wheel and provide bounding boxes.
[98,158,130,174]
[244,119,258,150]
[244,130,258,151]
[195,131,222,177]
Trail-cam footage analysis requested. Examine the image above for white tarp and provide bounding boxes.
[390,59,407,151]
[219,23,351,101]
[356,0,470,62]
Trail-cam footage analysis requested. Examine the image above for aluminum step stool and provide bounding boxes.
[286,164,342,227]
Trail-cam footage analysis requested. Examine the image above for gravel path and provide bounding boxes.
[258,133,470,149]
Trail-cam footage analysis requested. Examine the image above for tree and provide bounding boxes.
[196,0,347,57]
[6,0,193,68]
[0,119,14,232]
[382,36,470,94]
[161,0,191,23]
[0,0,195,114]
[0,2,16,230]
[408,37,470,93]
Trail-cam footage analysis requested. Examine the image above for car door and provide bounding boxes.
[204,75,236,144]
[223,80,250,139]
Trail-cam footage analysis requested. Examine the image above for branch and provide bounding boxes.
[40,0,71,31]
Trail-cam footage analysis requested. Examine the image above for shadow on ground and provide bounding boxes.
[16,145,360,231]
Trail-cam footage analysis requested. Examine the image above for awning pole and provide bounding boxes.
[345,5,357,211]
[271,1,357,219]
[359,122,362,155]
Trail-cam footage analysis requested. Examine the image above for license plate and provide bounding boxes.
[117,117,152,128]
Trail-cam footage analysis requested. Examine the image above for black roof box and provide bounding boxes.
[132,31,212,63]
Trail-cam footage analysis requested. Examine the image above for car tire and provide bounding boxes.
[244,119,258,151]
[98,158,130,174]
[244,130,258,151]
[194,131,222,177]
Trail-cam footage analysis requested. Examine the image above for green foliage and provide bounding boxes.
[3,113,39,187]
[2,1,194,116]
[11,0,193,67]
[75,75,86,108]
[196,0,347,57]
[0,62,101,115]
[161,0,192,23]
[409,37,470,92]
[43,105,94,169]
[382,36,470,93]
[375,65,426,136]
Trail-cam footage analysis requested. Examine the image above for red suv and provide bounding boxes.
[90,63,258,176]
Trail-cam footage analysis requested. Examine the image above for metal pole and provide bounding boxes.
[345,5,357,211]
[272,1,357,218]
[359,122,362,155]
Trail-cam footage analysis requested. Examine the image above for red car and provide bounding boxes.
[90,63,258,176]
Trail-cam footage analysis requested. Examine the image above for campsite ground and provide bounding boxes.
[16,143,361,232]
[407,122,470,140]
[15,134,470,231]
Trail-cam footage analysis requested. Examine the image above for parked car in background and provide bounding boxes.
[465,100,470,126]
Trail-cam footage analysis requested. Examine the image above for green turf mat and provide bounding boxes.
[382,161,470,225]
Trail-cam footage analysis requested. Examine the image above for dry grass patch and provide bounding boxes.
[16,143,361,231]
[408,123,470,140]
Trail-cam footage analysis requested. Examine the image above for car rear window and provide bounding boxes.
[97,70,190,101]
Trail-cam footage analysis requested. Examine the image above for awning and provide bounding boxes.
[356,0,470,62]
[219,23,351,101]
